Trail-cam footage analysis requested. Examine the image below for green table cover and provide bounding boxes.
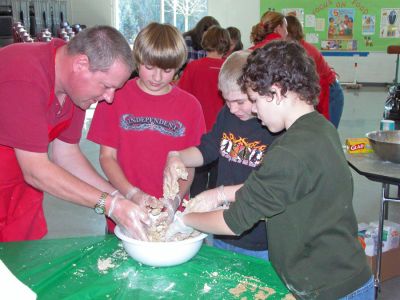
[0,235,292,299]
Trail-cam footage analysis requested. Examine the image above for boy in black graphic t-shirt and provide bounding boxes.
[163,51,282,259]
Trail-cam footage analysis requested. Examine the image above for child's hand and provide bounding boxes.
[163,151,188,200]
[162,195,181,223]
[184,186,228,213]
[165,211,193,240]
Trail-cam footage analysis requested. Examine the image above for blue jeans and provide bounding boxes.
[213,239,269,261]
[338,276,375,300]
[329,80,344,128]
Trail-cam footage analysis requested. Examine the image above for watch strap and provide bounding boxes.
[94,192,108,214]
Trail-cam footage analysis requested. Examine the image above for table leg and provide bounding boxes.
[374,183,400,298]
[374,183,388,297]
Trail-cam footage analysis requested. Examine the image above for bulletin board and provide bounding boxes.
[260,0,400,52]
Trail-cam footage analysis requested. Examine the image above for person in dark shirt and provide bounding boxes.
[167,41,373,300]
[164,50,281,259]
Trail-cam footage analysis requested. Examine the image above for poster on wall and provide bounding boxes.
[362,15,375,35]
[328,8,355,40]
[321,39,357,51]
[282,8,304,24]
[380,8,400,38]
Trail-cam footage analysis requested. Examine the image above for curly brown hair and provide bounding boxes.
[239,40,320,105]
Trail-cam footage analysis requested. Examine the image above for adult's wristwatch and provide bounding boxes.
[94,192,108,214]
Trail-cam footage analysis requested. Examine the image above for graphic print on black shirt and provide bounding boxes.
[220,132,267,168]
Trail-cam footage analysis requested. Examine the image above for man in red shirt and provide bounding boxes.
[0,26,150,242]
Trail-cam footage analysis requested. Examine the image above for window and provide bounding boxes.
[115,0,208,44]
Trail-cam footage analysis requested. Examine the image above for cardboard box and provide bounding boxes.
[366,246,400,282]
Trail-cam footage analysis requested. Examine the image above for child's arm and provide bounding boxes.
[184,210,236,235]
[99,145,155,208]
[99,145,136,197]
[163,148,204,199]
[184,184,242,213]
[176,147,204,167]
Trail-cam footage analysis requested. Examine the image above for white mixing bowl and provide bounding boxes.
[114,226,207,267]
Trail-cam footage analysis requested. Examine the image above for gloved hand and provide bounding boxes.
[165,211,193,240]
[163,151,188,200]
[107,195,150,241]
[162,195,181,223]
[184,185,228,213]
[126,187,158,211]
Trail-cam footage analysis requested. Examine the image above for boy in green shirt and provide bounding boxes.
[167,40,373,299]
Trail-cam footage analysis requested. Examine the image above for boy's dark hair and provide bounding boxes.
[183,16,220,51]
[239,40,320,105]
[285,15,304,41]
[227,26,244,52]
[201,25,230,55]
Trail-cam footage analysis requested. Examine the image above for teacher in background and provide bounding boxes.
[0,26,150,242]
[286,15,344,128]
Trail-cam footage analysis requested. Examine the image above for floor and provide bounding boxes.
[43,86,400,299]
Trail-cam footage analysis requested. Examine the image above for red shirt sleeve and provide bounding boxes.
[87,101,119,148]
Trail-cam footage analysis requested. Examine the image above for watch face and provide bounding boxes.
[95,204,105,214]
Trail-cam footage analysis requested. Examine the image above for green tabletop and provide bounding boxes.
[0,235,292,299]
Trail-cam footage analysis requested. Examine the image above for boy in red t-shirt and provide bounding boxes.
[87,23,206,233]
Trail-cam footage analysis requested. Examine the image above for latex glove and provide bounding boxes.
[162,195,181,223]
[165,211,193,240]
[184,185,228,213]
[126,187,158,211]
[163,151,188,200]
[108,195,150,241]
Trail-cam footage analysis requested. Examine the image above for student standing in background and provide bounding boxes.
[179,25,230,197]
[181,16,220,69]
[249,11,287,50]
[286,15,344,128]
[225,26,244,57]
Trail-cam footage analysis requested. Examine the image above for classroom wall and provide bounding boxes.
[68,0,115,27]
[67,0,397,84]
[208,0,259,49]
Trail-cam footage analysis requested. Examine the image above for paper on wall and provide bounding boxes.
[305,14,315,27]
[315,18,325,31]
[305,33,319,44]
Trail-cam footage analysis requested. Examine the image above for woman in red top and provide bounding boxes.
[286,15,344,128]
[249,11,287,50]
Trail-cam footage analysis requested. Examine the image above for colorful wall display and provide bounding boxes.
[260,0,400,52]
